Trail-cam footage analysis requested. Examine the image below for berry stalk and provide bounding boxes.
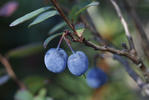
[57,33,65,50]
[64,37,75,54]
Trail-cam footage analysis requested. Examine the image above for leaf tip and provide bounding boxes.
[43,44,47,49]
[9,22,15,27]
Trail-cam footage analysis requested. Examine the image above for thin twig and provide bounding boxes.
[68,32,149,82]
[68,33,137,62]
[110,0,149,82]
[113,54,149,96]
[0,54,26,89]
[123,0,149,59]
[50,0,149,83]
[63,0,149,94]
[113,55,144,87]
[110,0,135,50]
[50,0,78,37]
[80,14,106,45]
[101,53,146,88]
[80,10,149,83]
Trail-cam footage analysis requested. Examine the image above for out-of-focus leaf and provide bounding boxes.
[45,97,53,100]
[48,21,67,34]
[14,89,33,100]
[0,1,18,17]
[43,32,63,48]
[69,1,99,22]
[47,84,68,99]
[34,96,43,100]
[6,43,43,58]
[33,88,47,100]
[0,75,10,85]
[56,73,91,94]
[75,23,85,37]
[29,10,59,27]
[112,33,128,48]
[34,96,44,100]
[69,5,78,21]
[10,6,52,27]
[75,1,99,17]
[23,76,46,94]
[100,82,139,100]
[38,88,47,97]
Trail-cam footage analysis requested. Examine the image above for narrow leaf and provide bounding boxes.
[10,6,52,27]
[38,88,47,97]
[48,21,67,34]
[15,89,33,100]
[43,33,63,48]
[23,76,46,94]
[6,43,43,58]
[75,1,99,16]
[29,10,59,27]
[75,23,85,37]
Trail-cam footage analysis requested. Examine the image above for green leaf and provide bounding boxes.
[29,10,59,27]
[47,84,68,99]
[10,7,52,27]
[45,97,53,100]
[23,76,46,94]
[34,96,44,100]
[15,89,34,100]
[6,43,43,58]
[38,88,47,97]
[48,21,67,34]
[75,1,99,17]
[43,32,63,48]
[69,1,99,22]
[56,73,91,94]
[33,88,47,100]
[75,23,85,37]
[69,5,79,21]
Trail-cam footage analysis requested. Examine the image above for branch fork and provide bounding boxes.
[50,0,149,94]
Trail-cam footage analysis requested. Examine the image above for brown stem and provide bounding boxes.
[80,14,107,45]
[110,0,135,50]
[50,0,78,37]
[0,54,26,89]
[50,0,149,82]
[110,0,149,82]
[68,33,136,62]
[68,33,149,82]
[123,0,149,59]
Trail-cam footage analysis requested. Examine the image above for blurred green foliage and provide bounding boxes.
[0,0,149,100]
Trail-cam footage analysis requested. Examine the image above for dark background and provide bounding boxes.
[0,0,149,100]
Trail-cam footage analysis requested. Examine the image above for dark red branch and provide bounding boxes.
[50,0,149,83]
[51,0,78,37]
[0,54,26,89]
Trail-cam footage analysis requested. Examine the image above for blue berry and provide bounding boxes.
[67,51,88,76]
[44,48,68,73]
[86,67,107,88]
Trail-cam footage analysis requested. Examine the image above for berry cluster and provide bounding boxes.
[44,34,107,88]
[44,35,88,76]
[44,48,88,76]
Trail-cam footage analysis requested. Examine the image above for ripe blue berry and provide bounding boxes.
[67,51,88,76]
[86,67,107,88]
[44,48,68,73]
